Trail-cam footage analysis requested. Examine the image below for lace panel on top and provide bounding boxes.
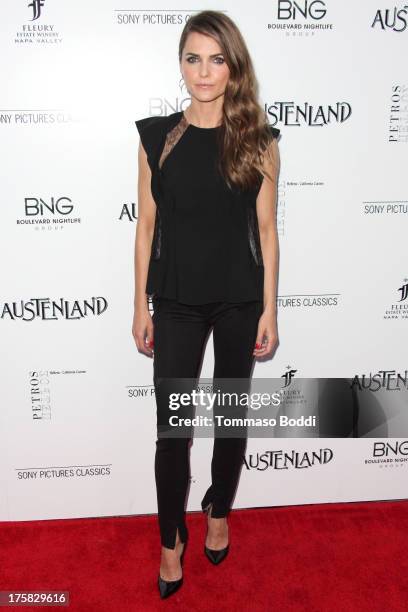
[158,113,189,170]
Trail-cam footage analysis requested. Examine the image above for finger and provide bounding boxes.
[255,334,277,357]
[253,330,265,352]
[261,337,274,357]
[136,334,154,357]
[253,335,269,355]
[144,331,154,350]
[145,325,154,354]
[253,333,266,353]
[137,342,154,357]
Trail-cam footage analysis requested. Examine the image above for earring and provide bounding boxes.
[179,75,188,94]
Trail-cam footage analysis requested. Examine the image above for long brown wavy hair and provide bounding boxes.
[178,10,277,192]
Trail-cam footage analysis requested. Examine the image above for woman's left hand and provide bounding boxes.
[253,309,278,357]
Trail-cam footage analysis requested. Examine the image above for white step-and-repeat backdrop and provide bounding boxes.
[1,1,407,521]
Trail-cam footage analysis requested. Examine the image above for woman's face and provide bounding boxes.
[180,32,230,103]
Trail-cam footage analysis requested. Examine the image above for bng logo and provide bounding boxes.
[277,0,327,20]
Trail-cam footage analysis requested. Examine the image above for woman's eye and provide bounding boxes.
[186,56,224,64]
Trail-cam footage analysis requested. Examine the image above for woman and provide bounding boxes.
[133,10,280,599]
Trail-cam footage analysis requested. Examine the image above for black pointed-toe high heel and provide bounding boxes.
[204,543,229,565]
[157,542,186,599]
[203,502,229,565]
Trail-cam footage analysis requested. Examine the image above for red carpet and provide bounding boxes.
[1,500,407,611]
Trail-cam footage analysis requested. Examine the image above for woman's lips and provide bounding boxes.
[196,84,214,88]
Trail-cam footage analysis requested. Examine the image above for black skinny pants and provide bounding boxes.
[152,296,263,549]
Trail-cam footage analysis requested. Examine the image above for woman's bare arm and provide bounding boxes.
[253,137,280,357]
[257,137,280,314]
[132,140,157,356]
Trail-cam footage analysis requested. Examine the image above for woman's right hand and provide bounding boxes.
[132,303,154,357]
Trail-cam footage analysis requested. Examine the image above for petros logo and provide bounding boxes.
[243,447,334,470]
[383,279,408,321]
[16,196,82,231]
[276,178,286,237]
[267,0,335,35]
[1,297,108,321]
[371,5,408,32]
[388,84,408,142]
[29,368,86,420]
[30,369,52,420]
[265,100,351,127]
[275,178,324,237]
[364,440,408,467]
[15,0,63,45]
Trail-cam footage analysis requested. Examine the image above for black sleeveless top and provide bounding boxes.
[135,110,280,305]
